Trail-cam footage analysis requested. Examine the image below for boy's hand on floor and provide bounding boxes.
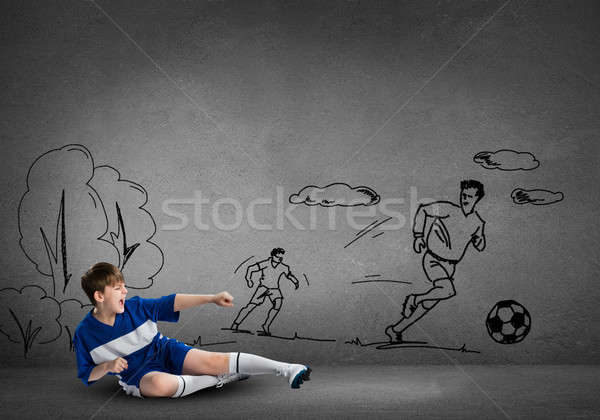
[107,357,128,374]
[213,291,234,307]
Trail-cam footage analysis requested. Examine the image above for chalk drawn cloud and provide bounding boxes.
[289,183,380,207]
[473,149,539,171]
[511,188,564,206]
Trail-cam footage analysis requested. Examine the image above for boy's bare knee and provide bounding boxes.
[141,373,177,397]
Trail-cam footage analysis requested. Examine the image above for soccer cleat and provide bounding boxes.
[215,373,250,388]
[385,325,403,343]
[282,364,311,389]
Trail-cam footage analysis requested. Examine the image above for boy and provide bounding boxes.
[73,262,311,398]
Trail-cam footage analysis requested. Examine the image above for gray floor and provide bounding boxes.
[1,365,598,419]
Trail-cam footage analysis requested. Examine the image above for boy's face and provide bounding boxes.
[96,281,128,314]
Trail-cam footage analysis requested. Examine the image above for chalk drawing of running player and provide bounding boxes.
[231,248,300,336]
[385,180,486,343]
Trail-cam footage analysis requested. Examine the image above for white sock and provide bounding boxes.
[170,375,219,398]
[229,352,289,376]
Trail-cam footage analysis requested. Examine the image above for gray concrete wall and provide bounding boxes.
[1,0,599,366]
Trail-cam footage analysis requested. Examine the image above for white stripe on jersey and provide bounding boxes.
[90,319,158,364]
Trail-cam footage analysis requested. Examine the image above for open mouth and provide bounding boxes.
[119,298,124,306]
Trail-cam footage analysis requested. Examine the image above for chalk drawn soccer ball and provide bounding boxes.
[485,300,531,344]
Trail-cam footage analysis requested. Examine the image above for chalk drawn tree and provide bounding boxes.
[7,144,164,356]
[0,286,62,357]
[60,298,93,352]
[17,144,163,303]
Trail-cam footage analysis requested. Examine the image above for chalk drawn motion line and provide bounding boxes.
[302,273,310,286]
[234,256,254,274]
[355,219,380,236]
[344,217,392,249]
[352,272,412,285]
[289,183,380,207]
[473,149,539,171]
[352,280,411,285]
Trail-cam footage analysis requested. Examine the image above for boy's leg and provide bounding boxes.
[181,348,311,389]
[230,352,311,389]
[142,344,239,398]
[140,372,222,398]
[139,372,179,397]
[182,349,229,376]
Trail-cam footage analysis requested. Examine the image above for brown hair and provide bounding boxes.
[81,262,124,305]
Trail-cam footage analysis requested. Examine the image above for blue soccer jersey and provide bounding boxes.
[73,294,181,387]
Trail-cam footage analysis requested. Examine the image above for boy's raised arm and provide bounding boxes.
[173,292,234,312]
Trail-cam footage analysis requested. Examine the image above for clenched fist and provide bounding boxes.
[213,291,234,307]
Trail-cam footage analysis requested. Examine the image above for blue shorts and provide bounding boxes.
[117,335,194,398]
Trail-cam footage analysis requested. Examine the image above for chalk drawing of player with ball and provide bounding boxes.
[385,180,486,343]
